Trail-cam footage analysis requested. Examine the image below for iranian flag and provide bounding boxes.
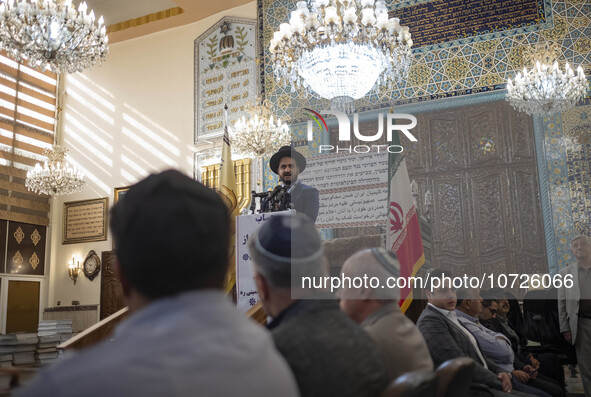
[386,134,425,313]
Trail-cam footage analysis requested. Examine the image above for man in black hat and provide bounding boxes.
[267,145,319,222]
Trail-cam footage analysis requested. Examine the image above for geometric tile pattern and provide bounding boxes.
[542,101,591,270]
[260,0,591,122]
[259,0,591,266]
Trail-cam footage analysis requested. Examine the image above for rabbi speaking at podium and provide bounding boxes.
[265,146,319,222]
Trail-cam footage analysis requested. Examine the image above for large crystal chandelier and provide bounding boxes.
[269,0,412,112]
[231,99,291,158]
[0,0,108,73]
[26,145,85,195]
[506,42,587,116]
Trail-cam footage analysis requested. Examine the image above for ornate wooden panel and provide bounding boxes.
[6,221,46,275]
[433,175,471,261]
[0,219,6,273]
[326,101,546,283]
[469,169,511,276]
[507,109,536,161]
[100,251,124,320]
[406,101,547,281]
[509,166,547,274]
[428,116,464,170]
[466,108,505,166]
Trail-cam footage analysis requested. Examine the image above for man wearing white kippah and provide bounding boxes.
[337,247,433,381]
[249,213,388,397]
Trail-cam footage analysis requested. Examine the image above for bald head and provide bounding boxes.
[339,248,401,301]
[337,248,401,323]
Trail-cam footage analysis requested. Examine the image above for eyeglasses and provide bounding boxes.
[485,307,497,315]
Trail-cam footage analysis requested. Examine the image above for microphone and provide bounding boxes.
[251,190,268,198]
[276,185,288,201]
[268,184,283,199]
[250,191,257,214]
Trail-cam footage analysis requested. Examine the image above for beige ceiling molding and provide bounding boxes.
[107,7,184,35]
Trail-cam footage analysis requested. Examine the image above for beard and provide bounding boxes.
[280,174,294,185]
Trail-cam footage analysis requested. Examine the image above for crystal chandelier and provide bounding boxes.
[269,0,412,112]
[26,145,85,195]
[231,98,291,158]
[506,42,588,116]
[0,0,108,73]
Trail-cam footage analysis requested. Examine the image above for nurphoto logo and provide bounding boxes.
[303,108,418,154]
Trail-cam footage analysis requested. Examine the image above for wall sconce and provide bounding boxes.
[68,257,80,285]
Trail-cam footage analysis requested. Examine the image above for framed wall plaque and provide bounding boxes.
[63,198,108,244]
[194,17,258,142]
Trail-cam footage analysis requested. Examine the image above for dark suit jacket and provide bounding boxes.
[417,305,504,390]
[269,300,388,397]
[291,182,319,222]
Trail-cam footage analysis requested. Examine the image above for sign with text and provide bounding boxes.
[194,17,258,141]
[299,150,389,228]
[63,198,108,244]
[236,211,288,313]
[393,0,546,49]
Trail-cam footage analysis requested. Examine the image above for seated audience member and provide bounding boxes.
[248,213,389,397]
[481,290,565,392]
[455,288,562,397]
[417,269,535,396]
[337,248,433,381]
[505,292,529,347]
[16,170,298,397]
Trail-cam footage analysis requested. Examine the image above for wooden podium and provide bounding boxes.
[235,210,291,313]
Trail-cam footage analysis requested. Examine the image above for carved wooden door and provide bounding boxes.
[100,251,124,320]
[405,101,547,279]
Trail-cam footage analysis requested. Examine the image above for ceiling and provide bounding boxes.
[84,0,252,43]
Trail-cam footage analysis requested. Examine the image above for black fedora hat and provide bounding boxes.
[269,146,307,174]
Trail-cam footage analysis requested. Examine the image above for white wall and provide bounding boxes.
[44,2,257,312]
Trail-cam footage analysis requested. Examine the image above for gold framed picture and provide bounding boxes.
[114,186,130,204]
[63,198,108,244]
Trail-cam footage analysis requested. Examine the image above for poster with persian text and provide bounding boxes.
[236,211,288,314]
[194,17,258,142]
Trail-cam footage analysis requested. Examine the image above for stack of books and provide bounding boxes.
[36,319,74,362]
[0,335,17,367]
[13,333,38,366]
[35,334,61,364]
[57,319,73,343]
[38,320,73,343]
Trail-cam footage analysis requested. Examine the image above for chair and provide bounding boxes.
[435,357,475,397]
[381,370,438,397]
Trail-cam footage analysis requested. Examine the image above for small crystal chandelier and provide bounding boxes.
[269,0,412,113]
[0,0,108,73]
[506,42,588,116]
[26,145,85,195]
[231,98,291,158]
